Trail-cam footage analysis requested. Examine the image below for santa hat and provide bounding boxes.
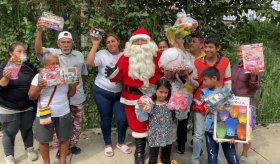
[129,27,151,42]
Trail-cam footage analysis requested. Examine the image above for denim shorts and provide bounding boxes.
[34,113,72,143]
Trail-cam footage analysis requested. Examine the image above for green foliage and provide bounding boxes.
[0,0,279,128]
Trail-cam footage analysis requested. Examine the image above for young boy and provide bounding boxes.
[200,66,239,164]
[192,35,231,164]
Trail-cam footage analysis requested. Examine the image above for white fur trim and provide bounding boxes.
[132,131,148,138]
[108,67,119,79]
[120,97,138,106]
[129,34,150,42]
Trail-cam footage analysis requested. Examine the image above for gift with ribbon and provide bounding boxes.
[167,91,187,111]
[139,95,153,113]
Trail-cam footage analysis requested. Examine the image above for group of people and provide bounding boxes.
[0,17,261,164]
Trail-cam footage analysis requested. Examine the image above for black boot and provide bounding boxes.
[134,138,146,164]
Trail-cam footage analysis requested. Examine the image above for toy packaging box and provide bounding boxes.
[213,96,250,143]
[61,67,78,84]
[39,66,64,86]
[4,62,22,80]
[39,66,78,86]
[90,26,105,39]
[40,12,64,31]
[241,43,265,74]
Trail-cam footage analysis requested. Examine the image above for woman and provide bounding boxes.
[158,39,170,52]
[28,53,77,164]
[86,32,131,157]
[232,46,261,164]
[0,42,38,164]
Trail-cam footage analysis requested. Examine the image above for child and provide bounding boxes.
[192,35,231,164]
[158,47,198,164]
[28,53,78,164]
[176,34,204,154]
[136,78,173,164]
[232,46,261,163]
[201,66,239,164]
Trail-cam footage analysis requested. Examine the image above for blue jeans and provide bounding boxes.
[93,84,128,145]
[205,131,239,164]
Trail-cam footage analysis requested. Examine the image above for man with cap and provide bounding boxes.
[35,19,88,157]
[105,27,162,164]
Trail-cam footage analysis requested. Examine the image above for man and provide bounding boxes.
[188,34,205,59]
[35,19,88,157]
[105,27,162,164]
[176,34,205,154]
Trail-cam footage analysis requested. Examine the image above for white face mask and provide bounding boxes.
[20,53,28,62]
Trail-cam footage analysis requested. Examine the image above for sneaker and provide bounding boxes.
[70,146,81,155]
[176,147,185,154]
[26,147,38,161]
[5,155,15,164]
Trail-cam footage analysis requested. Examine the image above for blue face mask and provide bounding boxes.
[20,53,28,62]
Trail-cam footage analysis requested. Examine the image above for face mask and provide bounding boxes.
[20,53,28,62]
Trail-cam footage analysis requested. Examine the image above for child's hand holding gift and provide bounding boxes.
[138,95,153,113]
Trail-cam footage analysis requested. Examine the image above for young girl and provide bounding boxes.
[232,46,261,163]
[137,78,173,164]
[158,47,198,164]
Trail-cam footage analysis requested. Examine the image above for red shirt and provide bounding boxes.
[193,56,231,100]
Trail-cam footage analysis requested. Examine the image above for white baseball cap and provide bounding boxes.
[57,31,73,41]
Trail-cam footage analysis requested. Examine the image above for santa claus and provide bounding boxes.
[105,27,162,164]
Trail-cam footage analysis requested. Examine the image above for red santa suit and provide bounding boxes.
[109,51,162,137]
[108,28,162,138]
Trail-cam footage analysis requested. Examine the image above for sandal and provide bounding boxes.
[104,146,114,157]
[116,144,132,154]
[240,156,248,164]
[171,160,177,164]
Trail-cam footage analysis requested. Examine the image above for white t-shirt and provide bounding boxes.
[94,49,122,92]
[31,74,70,117]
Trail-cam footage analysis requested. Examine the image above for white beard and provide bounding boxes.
[124,40,158,87]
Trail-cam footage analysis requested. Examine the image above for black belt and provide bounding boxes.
[123,85,143,95]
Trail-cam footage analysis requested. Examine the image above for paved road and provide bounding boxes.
[0,124,279,164]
